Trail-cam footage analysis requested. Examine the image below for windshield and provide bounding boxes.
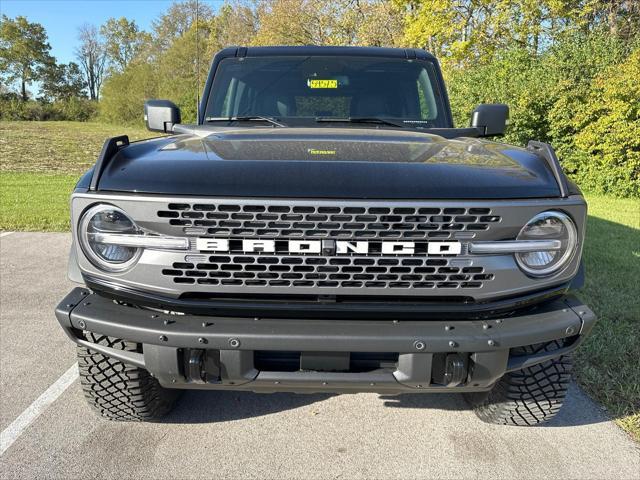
[204,56,451,128]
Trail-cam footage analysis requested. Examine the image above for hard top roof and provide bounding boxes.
[215,45,437,61]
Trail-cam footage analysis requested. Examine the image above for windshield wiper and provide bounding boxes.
[205,116,286,127]
[315,117,408,128]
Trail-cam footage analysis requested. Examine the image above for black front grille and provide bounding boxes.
[157,203,501,240]
[162,255,494,290]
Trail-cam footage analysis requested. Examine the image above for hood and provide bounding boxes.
[97,127,561,199]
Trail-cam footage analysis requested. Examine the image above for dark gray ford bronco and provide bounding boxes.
[56,46,596,425]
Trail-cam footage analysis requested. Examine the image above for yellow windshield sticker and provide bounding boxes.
[307,79,338,89]
[308,148,336,155]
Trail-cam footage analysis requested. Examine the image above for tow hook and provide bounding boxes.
[443,353,467,387]
[185,349,222,384]
[187,349,206,383]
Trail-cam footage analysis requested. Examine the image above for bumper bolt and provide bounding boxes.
[78,320,86,329]
[449,341,457,348]
[444,325,452,331]
[482,323,490,330]
[151,314,158,319]
[322,382,328,386]
[414,341,426,351]
[228,338,240,348]
[566,326,576,335]
[198,337,208,344]
[159,335,167,342]
[487,339,496,347]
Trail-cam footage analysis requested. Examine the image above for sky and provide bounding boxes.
[1,0,224,65]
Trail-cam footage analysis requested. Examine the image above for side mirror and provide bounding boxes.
[144,99,181,133]
[471,103,509,136]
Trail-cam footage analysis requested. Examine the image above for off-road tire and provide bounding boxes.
[77,332,180,421]
[465,340,572,426]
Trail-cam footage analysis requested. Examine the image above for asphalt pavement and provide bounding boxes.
[0,232,638,479]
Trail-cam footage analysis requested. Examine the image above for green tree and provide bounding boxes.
[100,17,149,72]
[251,0,328,45]
[151,0,213,51]
[350,0,404,47]
[100,62,159,124]
[251,0,401,47]
[100,1,218,124]
[40,61,86,101]
[544,31,627,170]
[157,21,212,122]
[446,46,554,145]
[572,47,640,196]
[399,1,563,68]
[208,2,259,52]
[0,15,53,100]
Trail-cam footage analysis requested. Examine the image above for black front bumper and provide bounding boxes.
[56,288,596,394]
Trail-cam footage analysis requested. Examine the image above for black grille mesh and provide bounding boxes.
[157,203,501,240]
[161,256,494,290]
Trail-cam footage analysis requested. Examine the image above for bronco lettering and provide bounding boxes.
[195,238,461,255]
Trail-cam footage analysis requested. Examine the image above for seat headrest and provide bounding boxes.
[351,92,389,117]
[257,94,296,117]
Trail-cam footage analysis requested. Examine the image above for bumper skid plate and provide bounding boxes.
[56,288,595,394]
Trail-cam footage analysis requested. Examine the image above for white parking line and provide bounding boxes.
[0,363,79,456]
[0,232,15,238]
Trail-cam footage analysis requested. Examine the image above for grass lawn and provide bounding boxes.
[0,121,151,174]
[574,195,640,438]
[0,172,79,231]
[0,121,638,439]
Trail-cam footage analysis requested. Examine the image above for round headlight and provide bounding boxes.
[78,205,141,272]
[515,211,578,277]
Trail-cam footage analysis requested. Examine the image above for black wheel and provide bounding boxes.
[77,332,180,421]
[465,340,572,426]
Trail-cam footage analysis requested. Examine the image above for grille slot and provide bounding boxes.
[157,204,501,240]
[161,255,494,290]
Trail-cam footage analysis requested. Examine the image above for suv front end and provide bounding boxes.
[57,191,595,420]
